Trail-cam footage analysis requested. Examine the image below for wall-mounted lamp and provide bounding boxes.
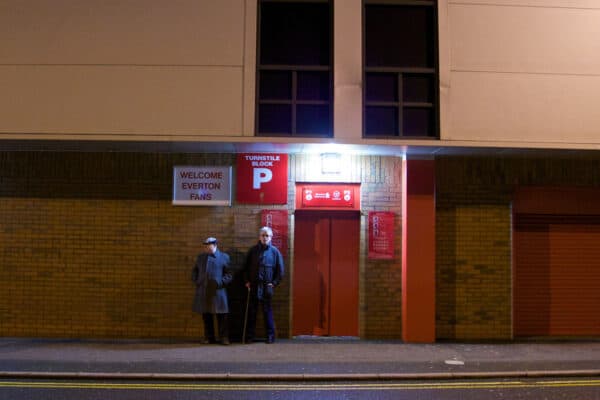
[321,152,341,174]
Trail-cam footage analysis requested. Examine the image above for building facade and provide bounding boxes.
[1,0,599,341]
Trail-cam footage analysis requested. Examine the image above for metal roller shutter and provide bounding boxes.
[514,214,600,337]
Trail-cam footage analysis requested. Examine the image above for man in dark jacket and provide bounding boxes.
[192,237,233,345]
[243,226,285,344]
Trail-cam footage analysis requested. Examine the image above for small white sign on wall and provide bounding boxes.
[173,166,232,206]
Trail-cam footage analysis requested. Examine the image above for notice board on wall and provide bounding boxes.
[368,211,395,259]
[261,209,289,257]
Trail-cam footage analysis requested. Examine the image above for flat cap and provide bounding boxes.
[203,237,218,245]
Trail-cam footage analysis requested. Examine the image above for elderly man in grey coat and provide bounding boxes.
[192,237,233,345]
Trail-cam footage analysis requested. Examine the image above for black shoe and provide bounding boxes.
[201,338,217,344]
[266,336,275,344]
[221,338,230,345]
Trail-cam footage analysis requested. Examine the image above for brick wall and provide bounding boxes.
[10,151,600,341]
[0,151,406,340]
[359,156,403,339]
[436,155,600,340]
[0,152,290,339]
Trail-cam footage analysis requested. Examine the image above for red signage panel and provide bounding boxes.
[261,209,289,258]
[295,183,360,210]
[236,153,288,204]
[368,211,395,259]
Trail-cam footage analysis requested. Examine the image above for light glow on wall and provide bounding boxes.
[321,152,341,174]
[298,152,355,182]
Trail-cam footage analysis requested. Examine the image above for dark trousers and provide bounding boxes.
[202,313,228,342]
[245,294,275,341]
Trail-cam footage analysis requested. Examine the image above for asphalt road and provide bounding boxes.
[1,377,600,400]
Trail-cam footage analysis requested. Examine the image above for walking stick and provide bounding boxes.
[242,286,250,344]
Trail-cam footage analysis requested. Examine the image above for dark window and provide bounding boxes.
[258,104,292,134]
[363,1,438,138]
[259,71,292,100]
[366,106,398,136]
[257,1,332,137]
[366,73,398,102]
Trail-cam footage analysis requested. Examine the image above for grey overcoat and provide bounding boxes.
[192,249,232,314]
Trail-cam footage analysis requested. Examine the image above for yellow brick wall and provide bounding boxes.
[359,157,403,339]
[436,202,512,340]
[0,151,405,340]
[0,152,290,339]
[10,152,600,341]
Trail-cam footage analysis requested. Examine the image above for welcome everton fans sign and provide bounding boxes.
[173,166,232,206]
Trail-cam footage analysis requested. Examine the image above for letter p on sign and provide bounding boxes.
[253,168,272,189]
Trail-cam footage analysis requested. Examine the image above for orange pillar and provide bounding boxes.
[402,159,436,342]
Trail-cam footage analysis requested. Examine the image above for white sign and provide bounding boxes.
[173,166,231,206]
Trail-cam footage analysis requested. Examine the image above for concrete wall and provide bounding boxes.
[4,0,600,149]
[0,0,256,138]
[440,0,600,146]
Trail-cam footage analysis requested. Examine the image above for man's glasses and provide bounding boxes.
[261,234,271,237]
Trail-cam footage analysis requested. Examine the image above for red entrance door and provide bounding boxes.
[293,211,359,336]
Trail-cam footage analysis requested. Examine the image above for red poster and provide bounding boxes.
[236,153,288,204]
[261,209,289,258]
[368,211,395,260]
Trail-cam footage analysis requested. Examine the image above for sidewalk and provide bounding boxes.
[1,337,599,380]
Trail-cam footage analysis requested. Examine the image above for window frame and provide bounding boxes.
[362,0,440,139]
[256,0,334,138]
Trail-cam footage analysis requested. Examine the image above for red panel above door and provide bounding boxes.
[295,183,360,211]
